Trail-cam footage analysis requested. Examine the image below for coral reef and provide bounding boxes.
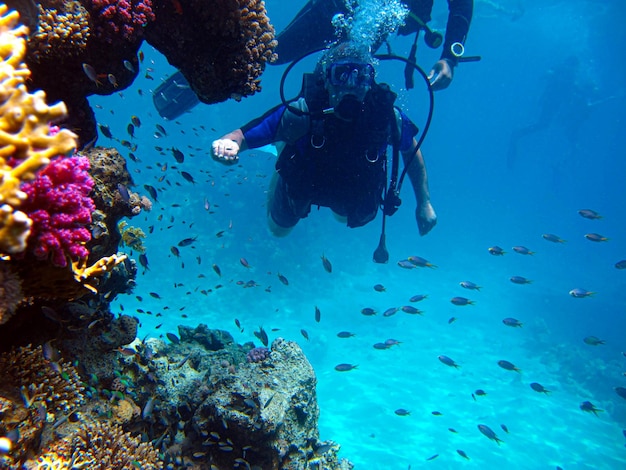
[19,154,95,267]
[32,421,162,469]
[106,325,353,469]
[85,0,156,45]
[0,261,21,324]
[0,344,84,467]
[246,345,270,363]
[28,0,91,62]
[117,221,146,253]
[0,5,77,255]
[144,0,278,104]
[84,147,149,258]
[20,0,277,146]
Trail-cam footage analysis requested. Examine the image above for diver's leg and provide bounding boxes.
[267,172,297,237]
[274,0,348,65]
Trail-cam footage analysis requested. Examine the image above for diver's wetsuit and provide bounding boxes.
[274,0,473,65]
[240,98,419,228]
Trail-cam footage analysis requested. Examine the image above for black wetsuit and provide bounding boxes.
[274,0,473,66]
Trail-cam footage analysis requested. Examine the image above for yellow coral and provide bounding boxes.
[0,5,78,255]
[71,253,128,293]
[0,203,30,253]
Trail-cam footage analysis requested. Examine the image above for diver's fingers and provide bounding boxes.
[429,71,442,87]
[212,139,239,157]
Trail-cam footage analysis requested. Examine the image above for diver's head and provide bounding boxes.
[319,42,376,113]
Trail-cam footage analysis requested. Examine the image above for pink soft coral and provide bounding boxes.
[20,155,95,267]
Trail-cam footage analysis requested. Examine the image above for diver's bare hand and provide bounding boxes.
[427,59,453,91]
[211,139,240,165]
[416,201,437,236]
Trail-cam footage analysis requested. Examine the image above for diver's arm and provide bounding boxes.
[429,0,473,90]
[212,129,246,165]
[441,0,473,66]
[211,103,290,165]
[402,140,437,236]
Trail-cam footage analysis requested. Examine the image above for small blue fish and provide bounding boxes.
[542,233,566,243]
[321,254,332,273]
[397,259,415,269]
[409,294,427,302]
[337,331,355,338]
[488,246,505,255]
[530,382,551,394]
[407,255,437,268]
[578,209,602,219]
[438,355,460,368]
[569,288,595,298]
[459,281,481,290]
[401,305,422,315]
[382,307,398,317]
[510,275,532,284]
[583,336,606,346]
[451,296,474,306]
[477,424,504,445]
[584,233,609,242]
[513,245,535,255]
[580,400,603,416]
[497,360,521,372]
[502,317,523,328]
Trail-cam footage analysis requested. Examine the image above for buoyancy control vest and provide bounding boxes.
[276,75,401,228]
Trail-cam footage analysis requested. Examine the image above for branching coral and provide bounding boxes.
[28,0,91,62]
[0,5,77,255]
[71,252,128,294]
[0,344,84,466]
[35,420,162,469]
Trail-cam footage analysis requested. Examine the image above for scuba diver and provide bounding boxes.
[507,55,600,169]
[210,41,437,241]
[274,0,473,91]
[153,0,473,119]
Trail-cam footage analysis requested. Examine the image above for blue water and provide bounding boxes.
[90,0,626,467]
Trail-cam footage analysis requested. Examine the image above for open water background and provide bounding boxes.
[89,1,626,467]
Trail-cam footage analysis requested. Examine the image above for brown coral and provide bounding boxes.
[144,0,278,104]
[0,260,22,324]
[35,420,162,470]
[0,344,84,466]
[28,1,91,63]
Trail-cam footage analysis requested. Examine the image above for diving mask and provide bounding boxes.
[327,62,375,88]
